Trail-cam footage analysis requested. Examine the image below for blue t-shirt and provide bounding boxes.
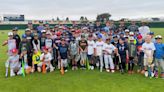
[154,43,164,59]
[117,43,128,56]
[58,44,68,59]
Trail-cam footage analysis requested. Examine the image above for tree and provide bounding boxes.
[80,16,84,21]
[66,17,69,21]
[57,17,60,21]
[96,13,111,22]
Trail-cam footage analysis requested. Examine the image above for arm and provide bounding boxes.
[2,40,8,46]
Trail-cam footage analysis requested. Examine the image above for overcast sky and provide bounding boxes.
[0,0,164,20]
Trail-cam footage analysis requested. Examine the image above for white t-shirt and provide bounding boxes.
[7,55,20,69]
[40,52,52,63]
[142,42,156,58]
[94,41,105,56]
[139,26,150,39]
[8,39,16,55]
[87,40,95,55]
[103,43,116,55]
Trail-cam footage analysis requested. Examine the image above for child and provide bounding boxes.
[5,49,21,77]
[79,35,88,69]
[128,36,137,74]
[87,34,95,70]
[39,46,54,73]
[32,33,41,51]
[103,38,117,73]
[117,38,129,74]
[94,34,105,72]
[142,35,156,78]
[69,37,79,70]
[32,49,42,72]
[58,38,69,72]
[2,32,16,56]
[136,35,145,74]
[154,35,164,78]
[20,48,32,74]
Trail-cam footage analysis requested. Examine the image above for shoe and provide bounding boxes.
[75,66,78,70]
[65,69,68,72]
[111,70,115,73]
[145,71,148,77]
[72,66,75,70]
[10,70,15,77]
[106,69,110,72]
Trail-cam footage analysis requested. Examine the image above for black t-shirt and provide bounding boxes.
[58,44,68,59]
[13,34,21,49]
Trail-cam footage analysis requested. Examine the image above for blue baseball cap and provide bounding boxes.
[97,33,102,38]
[149,32,154,35]
[22,34,27,38]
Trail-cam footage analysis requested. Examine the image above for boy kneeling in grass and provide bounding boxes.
[39,46,54,73]
[5,48,21,77]
[154,35,164,79]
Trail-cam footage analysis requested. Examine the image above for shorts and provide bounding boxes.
[144,57,154,66]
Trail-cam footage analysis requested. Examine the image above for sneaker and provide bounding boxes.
[111,70,115,73]
[37,67,41,72]
[91,66,94,70]
[10,70,15,77]
[106,69,110,72]
[151,72,154,78]
[145,71,148,77]
[72,66,75,70]
[75,66,78,70]
[65,69,68,72]
[154,71,158,78]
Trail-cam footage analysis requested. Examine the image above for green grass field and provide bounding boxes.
[0,28,164,92]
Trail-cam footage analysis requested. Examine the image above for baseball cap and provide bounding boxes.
[43,46,48,51]
[137,35,142,39]
[25,28,30,32]
[155,35,162,39]
[125,29,129,32]
[46,31,51,35]
[22,34,27,38]
[8,32,13,36]
[12,27,18,31]
[129,32,134,36]
[97,33,102,39]
[41,30,46,33]
[149,32,154,35]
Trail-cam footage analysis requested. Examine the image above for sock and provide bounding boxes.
[5,68,8,76]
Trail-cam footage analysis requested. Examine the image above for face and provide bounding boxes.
[8,35,13,39]
[22,50,27,54]
[34,36,38,39]
[145,35,151,43]
[61,40,65,45]
[156,39,162,43]
[43,49,48,53]
[26,31,31,35]
[131,21,136,25]
[12,30,17,34]
[119,39,124,44]
[46,34,51,38]
[138,38,142,42]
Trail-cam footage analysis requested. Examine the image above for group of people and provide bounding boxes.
[2,20,164,79]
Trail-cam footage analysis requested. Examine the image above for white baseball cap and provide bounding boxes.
[155,35,162,39]
[129,36,135,40]
[8,32,13,36]
[125,29,129,32]
[129,32,134,35]
[41,30,46,33]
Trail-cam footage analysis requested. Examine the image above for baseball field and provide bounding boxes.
[0,28,163,92]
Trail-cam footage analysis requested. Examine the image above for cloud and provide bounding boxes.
[0,0,164,20]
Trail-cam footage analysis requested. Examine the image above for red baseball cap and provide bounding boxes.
[137,35,142,39]
[43,46,48,51]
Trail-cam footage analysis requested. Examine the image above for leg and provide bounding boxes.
[109,55,115,73]
[99,55,104,72]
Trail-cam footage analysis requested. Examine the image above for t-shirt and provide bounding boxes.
[103,43,116,55]
[136,40,144,55]
[32,51,41,64]
[142,42,156,58]
[40,37,46,47]
[40,52,52,63]
[45,39,53,48]
[87,40,95,55]
[128,25,139,32]
[7,55,20,69]
[54,38,61,46]
[94,41,105,56]
[117,43,128,56]
[154,43,164,59]
[8,39,16,55]
[69,42,78,55]
[58,45,68,59]
[79,40,88,51]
